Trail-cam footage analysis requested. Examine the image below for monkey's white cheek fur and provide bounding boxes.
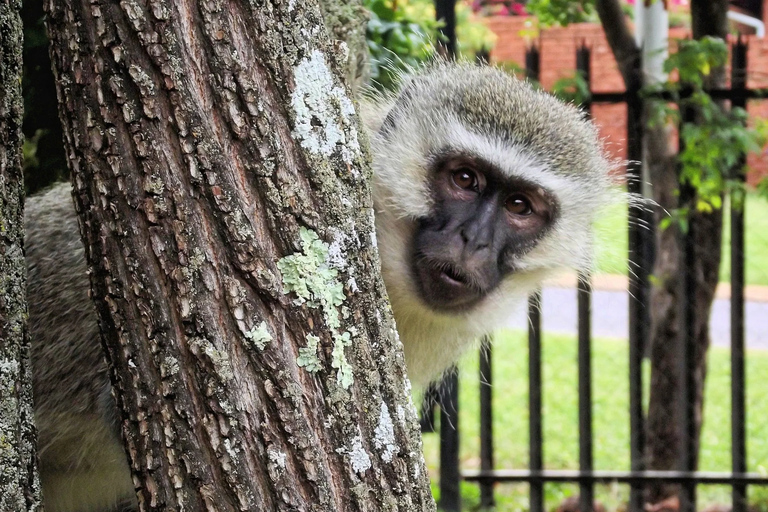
[366,62,613,387]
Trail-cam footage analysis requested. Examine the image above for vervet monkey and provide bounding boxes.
[27,63,613,512]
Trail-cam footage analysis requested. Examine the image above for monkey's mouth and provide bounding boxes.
[438,264,470,287]
[414,259,485,312]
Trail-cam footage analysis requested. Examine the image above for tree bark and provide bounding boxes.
[595,0,728,503]
[44,1,434,510]
[0,2,43,509]
[645,1,728,502]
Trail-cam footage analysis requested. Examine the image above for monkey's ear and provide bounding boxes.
[359,79,418,137]
[359,98,395,135]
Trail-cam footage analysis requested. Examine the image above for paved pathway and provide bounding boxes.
[504,277,768,349]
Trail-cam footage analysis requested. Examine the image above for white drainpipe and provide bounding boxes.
[728,10,765,38]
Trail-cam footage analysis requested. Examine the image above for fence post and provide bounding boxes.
[528,291,544,512]
[433,2,462,509]
[575,42,595,512]
[677,100,698,512]
[439,372,461,512]
[524,44,544,512]
[435,0,457,58]
[479,337,495,508]
[625,46,648,512]
[526,44,540,83]
[730,37,748,512]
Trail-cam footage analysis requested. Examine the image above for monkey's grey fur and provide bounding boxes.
[366,63,612,385]
[28,63,613,512]
[27,184,135,512]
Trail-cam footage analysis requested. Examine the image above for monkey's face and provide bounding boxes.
[365,64,612,329]
[411,153,556,312]
[364,63,614,383]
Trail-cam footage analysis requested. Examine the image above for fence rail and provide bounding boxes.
[462,470,768,486]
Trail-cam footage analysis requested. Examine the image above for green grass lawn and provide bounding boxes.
[422,330,768,511]
[592,192,768,286]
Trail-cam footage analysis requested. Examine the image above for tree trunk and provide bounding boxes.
[0,2,43,509]
[44,1,434,510]
[645,1,728,502]
[595,0,728,503]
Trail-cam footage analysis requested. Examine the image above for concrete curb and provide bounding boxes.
[546,273,768,303]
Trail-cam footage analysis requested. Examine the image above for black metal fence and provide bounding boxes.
[424,39,768,512]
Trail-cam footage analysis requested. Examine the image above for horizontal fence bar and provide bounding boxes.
[587,88,766,104]
[462,470,768,485]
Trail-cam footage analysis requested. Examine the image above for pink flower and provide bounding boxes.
[511,2,526,15]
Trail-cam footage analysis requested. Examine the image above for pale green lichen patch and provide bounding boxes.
[245,321,272,351]
[191,337,234,381]
[290,49,360,164]
[297,334,322,373]
[278,228,345,317]
[331,331,353,389]
[278,227,355,388]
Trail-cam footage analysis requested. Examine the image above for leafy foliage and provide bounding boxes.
[646,37,768,214]
[550,72,590,105]
[524,0,596,26]
[456,2,498,57]
[364,0,495,91]
[365,0,439,90]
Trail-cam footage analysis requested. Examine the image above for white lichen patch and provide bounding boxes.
[411,453,422,479]
[163,356,179,376]
[268,447,287,469]
[223,438,240,462]
[278,228,355,388]
[373,402,398,462]
[297,334,322,373]
[290,49,360,164]
[337,435,371,474]
[245,321,272,351]
[327,231,349,271]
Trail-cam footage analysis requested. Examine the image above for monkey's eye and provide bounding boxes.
[505,194,532,216]
[452,169,479,191]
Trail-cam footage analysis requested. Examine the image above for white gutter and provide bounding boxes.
[728,10,765,38]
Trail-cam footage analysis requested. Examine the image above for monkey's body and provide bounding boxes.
[27,185,135,512]
[28,64,611,512]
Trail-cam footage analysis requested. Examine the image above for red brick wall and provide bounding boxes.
[484,16,768,185]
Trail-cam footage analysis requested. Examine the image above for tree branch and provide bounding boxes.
[595,0,641,90]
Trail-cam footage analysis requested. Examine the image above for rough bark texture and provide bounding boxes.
[317,0,369,93]
[645,1,728,502]
[44,0,434,510]
[0,2,43,510]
